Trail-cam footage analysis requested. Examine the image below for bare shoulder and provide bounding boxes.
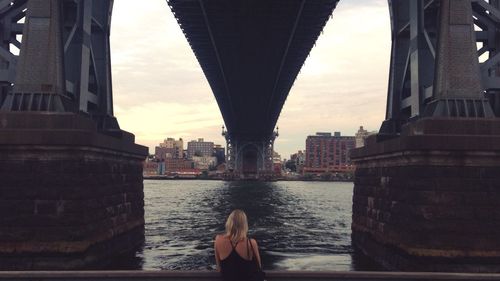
[215,234,226,243]
[250,238,259,248]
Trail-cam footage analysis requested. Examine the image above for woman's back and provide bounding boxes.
[215,235,260,281]
[215,210,262,281]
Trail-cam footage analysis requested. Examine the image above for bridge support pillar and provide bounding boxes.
[224,139,274,180]
[353,0,500,272]
[351,118,500,272]
[0,112,147,269]
[0,0,147,269]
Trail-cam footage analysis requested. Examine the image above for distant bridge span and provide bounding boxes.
[168,0,338,178]
[167,0,500,177]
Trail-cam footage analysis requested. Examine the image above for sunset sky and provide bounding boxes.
[110,0,391,159]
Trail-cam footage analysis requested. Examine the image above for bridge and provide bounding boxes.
[0,0,500,273]
[167,0,337,179]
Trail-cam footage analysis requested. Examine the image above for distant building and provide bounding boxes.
[272,151,281,162]
[214,144,226,165]
[164,158,193,172]
[304,132,355,174]
[355,126,378,148]
[155,138,183,160]
[187,138,214,159]
[272,151,283,176]
[290,150,306,173]
[143,159,160,175]
[355,126,368,148]
[192,156,217,170]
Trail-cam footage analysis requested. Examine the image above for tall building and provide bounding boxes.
[290,150,306,173]
[187,138,214,159]
[304,132,355,174]
[154,138,183,160]
[355,126,368,148]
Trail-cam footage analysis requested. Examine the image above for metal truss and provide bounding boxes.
[381,0,500,135]
[62,0,116,129]
[472,0,500,116]
[0,0,26,109]
[222,126,279,178]
[0,0,117,130]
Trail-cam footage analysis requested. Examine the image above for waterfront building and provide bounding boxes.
[155,138,184,160]
[143,159,160,175]
[290,150,306,173]
[304,132,355,174]
[187,138,215,159]
[164,158,194,172]
[192,156,217,170]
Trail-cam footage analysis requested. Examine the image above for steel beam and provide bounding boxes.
[62,0,117,129]
[472,0,500,116]
[381,0,499,135]
[0,0,118,130]
[0,0,26,109]
[381,0,438,135]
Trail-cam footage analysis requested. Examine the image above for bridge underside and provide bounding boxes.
[168,0,338,177]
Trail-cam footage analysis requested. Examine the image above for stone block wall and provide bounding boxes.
[351,119,500,272]
[0,113,147,269]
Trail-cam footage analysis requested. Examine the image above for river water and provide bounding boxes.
[116,180,383,271]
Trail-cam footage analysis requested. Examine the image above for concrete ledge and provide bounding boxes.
[1,271,500,281]
[351,118,500,159]
[0,112,148,156]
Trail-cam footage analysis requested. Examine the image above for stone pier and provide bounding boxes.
[352,0,500,271]
[351,118,500,272]
[0,112,147,269]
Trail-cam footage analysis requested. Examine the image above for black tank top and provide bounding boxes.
[220,238,259,281]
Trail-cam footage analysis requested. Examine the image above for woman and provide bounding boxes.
[214,209,262,281]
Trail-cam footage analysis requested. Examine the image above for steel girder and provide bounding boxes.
[0,0,26,109]
[381,0,439,135]
[381,0,500,135]
[223,126,278,176]
[62,0,115,120]
[0,0,117,130]
[168,0,337,142]
[472,0,500,116]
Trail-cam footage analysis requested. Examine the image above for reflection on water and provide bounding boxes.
[108,180,384,271]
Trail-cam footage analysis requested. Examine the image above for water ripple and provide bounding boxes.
[112,180,383,271]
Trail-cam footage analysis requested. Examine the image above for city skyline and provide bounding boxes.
[110,0,390,158]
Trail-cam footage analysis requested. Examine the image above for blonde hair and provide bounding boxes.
[225,209,248,244]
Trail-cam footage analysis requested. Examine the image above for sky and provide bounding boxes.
[110,0,391,159]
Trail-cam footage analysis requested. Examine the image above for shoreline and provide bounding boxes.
[143,176,353,183]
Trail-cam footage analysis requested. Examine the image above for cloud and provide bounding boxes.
[275,0,391,158]
[114,101,226,154]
